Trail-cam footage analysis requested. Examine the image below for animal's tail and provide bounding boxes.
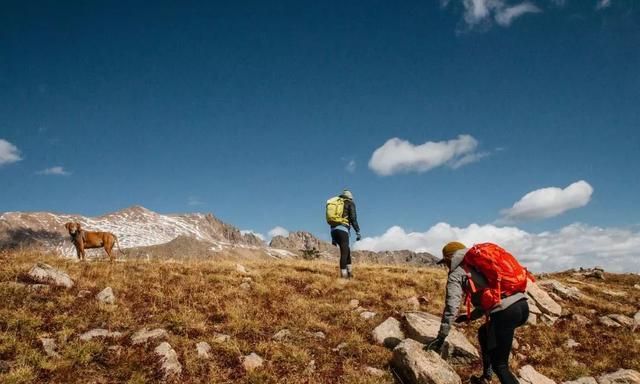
[114,235,128,258]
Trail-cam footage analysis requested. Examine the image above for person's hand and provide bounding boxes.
[455,314,468,323]
[424,337,445,353]
[356,233,362,241]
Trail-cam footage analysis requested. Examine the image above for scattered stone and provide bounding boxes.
[332,342,348,352]
[597,369,640,384]
[309,331,326,339]
[599,316,622,328]
[563,377,597,384]
[566,339,580,349]
[602,289,627,298]
[538,280,586,301]
[372,317,405,348]
[526,281,562,317]
[28,263,74,288]
[634,284,640,290]
[96,287,116,304]
[633,311,640,332]
[570,314,591,325]
[360,311,376,320]
[40,337,61,358]
[541,314,559,326]
[418,296,430,305]
[608,314,634,327]
[154,342,182,379]
[584,270,604,280]
[548,292,563,303]
[403,312,479,364]
[349,299,360,309]
[512,338,520,350]
[354,306,367,313]
[131,328,168,345]
[527,314,538,325]
[241,277,253,283]
[519,365,556,384]
[196,341,212,359]
[272,329,292,341]
[391,339,462,384]
[236,264,248,274]
[77,290,92,298]
[364,366,386,377]
[239,282,251,290]
[79,328,123,341]
[212,333,231,343]
[407,296,421,311]
[528,301,543,315]
[241,352,264,371]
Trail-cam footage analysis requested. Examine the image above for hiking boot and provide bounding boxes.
[469,375,492,384]
[340,269,349,279]
[346,264,353,279]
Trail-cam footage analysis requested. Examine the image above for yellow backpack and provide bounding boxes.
[326,197,349,226]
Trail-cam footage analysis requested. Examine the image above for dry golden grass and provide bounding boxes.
[0,250,638,383]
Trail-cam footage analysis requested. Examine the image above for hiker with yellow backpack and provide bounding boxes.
[326,189,361,279]
[427,241,532,384]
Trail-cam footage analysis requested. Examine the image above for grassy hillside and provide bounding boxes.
[0,250,638,383]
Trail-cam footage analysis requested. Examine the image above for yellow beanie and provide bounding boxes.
[442,241,466,260]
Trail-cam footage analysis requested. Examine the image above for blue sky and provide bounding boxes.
[1,1,639,270]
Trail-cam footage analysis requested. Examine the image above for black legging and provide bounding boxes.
[478,298,529,384]
[331,229,351,269]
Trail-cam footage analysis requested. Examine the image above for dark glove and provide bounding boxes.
[424,337,445,352]
[356,233,362,241]
[455,314,468,323]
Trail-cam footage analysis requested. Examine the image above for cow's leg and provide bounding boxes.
[75,246,82,260]
[105,242,115,263]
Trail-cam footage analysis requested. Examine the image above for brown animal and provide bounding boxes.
[64,222,122,262]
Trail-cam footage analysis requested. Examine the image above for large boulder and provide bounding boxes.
[28,263,74,288]
[154,342,182,379]
[372,317,405,348]
[96,287,116,304]
[519,365,556,384]
[241,352,264,372]
[526,280,562,317]
[537,280,586,301]
[403,312,479,364]
[597,369,640,384]
[391,339,461,384]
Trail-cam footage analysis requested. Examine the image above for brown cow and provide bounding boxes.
[64,222,122,262]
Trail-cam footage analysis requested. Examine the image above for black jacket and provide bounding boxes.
[335,199,360,233]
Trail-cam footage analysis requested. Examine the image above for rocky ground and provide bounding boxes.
[0,250,638,384]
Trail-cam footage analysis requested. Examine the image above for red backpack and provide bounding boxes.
[462,243,533,314]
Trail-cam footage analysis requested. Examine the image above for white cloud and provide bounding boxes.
[354,222,640,272]
[596,0,611,9]
[36,166,70,176]
[500,180,593,221]
[241,230,266,242]
[368,135,486,176]
[495,2,541,26]
[268,226,290,238]
[0,139,22,166]
[345,159,356,173]
[187,196,204,206]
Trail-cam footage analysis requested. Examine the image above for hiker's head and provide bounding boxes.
[439,241,466,269]
[340,189,353,200]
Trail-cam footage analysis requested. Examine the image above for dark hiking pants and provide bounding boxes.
[478,298,529,384]
[331,229,351,269]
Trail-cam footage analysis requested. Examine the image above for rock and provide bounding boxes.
[527,314,538,325]
[372,317,405,348]
[79,328,123,341]
[241,277,253,283]
[519,365,556,384]
[96,287,116,304]
[526,281,562,317]
[304,359,316,375]
[607,314,634,327]
[212,333,230,343]
[391,339,462,384]
[196,341,211,359]
[528,301,543,315]
[541,314,559,326]
[407,296,421,311]
[563,377,597,384]
[349,299,360,309]
[77,290,92,298]
[602,289,627,298]
[403,312,479,364]
[360,311,376,320]
[548,292,563,302]
[272,329,292,341]
[354,306,367,313]
[332,342,348,352]
[365,366,387,377]
[634,284,640,290]
[566,339,580,349]
[0,360,10,374]
[633,311,640,332]
[309,331,326,339]
[538,280,586,301]
[28,263,74,288]
[239,282,251,290]
[597,369,640,384]
[40,337,61,358]
[154,342,182,379]
[241,352,264,371]
[131,328,168,345]
[512,338,520,350]
[585,270,604,280]
[236,264,248,274]
[418,296,430,305]
[599,316,622,328]
[570,314,591,325]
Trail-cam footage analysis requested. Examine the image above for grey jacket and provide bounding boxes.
[437,249,527,339]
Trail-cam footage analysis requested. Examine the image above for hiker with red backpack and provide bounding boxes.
[426,241,531,384]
